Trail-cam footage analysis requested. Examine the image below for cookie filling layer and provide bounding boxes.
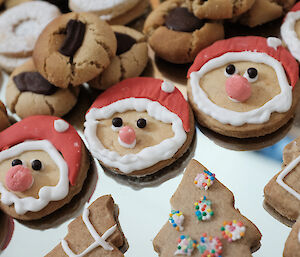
[115,32,136,55]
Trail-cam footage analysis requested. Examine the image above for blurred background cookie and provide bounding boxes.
[0,100,9,131]
[144,0,224,64]
[89,25,148,90]
[4,0,32,9]
[43,0,70,13]
[5,59,79,119]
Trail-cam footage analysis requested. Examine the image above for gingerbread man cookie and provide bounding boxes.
[154,159,262,256]
[187,36,300,138]
[46,195,126,257]
[84,77,195,177]
[0,116,90,220]
[0,101,9,132]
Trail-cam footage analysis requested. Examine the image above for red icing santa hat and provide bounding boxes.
[0,116,82,186]
[187,36,299,88]
[87,77,190,132]
[290,2,300,12]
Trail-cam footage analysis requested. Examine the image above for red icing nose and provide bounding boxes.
[119,126,136,145]
[225,74,252,102]
[5,166,33,192]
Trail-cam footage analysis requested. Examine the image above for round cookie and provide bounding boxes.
[143,0,224,64]
[0,116,90,220]
[89,25,148,90]
[0,101,9,132]
[33,12,117,88]
[6,59,79,119]
[0,1,61,58]
[84,77,195,177]
[187,36,300,138]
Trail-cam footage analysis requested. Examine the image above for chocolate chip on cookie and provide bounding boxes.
[33,12,117,88]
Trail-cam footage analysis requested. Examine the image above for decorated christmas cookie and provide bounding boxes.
[0,211,14,252]
[187,36,300,138]
[46,195,126,257]
[153,159,261,257]
[0,116,90,220]
[84,77,195,177]
[284,218,300,257]
[0,101,9,132]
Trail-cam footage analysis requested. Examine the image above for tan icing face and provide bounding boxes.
[96,110,174,156]
[0,150,59,199]
[295,19,300,40]
[199,61,281,112]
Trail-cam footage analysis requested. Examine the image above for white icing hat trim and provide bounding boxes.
[161,80,175,93]
[267,37,282,50]
[0,140,69,215]
[190,51,292,126]
[84,98,187,174]
[54,119,69,133]
[281,11,300,62]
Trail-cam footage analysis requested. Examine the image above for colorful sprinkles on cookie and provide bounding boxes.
[194,170,215,190]
[169,210,184,231]
[197,233,222,257]
[194,196,214,221]
[221,220,246,242]
[175,235,197,256]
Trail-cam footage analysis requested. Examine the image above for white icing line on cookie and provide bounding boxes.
[61,208,116,256]
[276,154,300,200]
[54,119,69,133]
[84,98,187,174]
[0,140,69,215]
[281,11,300,62]
[190,51,292,126]
[298,229,300,243]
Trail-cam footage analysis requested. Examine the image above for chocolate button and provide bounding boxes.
[13,72,57,95]
[165,7,205,32]
[115,32,137,55]
[59,19,86,57]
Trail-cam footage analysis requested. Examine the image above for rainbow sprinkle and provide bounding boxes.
[175,235,197,256]
[194,170,215,190]
[221,220,246,242]
[197,233,222,257]
[169,210,184,231]
[194,196,214,221]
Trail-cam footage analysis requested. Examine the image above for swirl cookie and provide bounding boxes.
[6,59,79,119]
[84,77,195,177]
[154,159,262,257]
[89,25,148,90]
[143,0,224,64]
[33,12,117,88]
[0,116,90,220]
[46,195,126,257]
[187,36,300,138]
[0,101,9,132]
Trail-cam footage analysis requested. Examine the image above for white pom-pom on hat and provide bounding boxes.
[54,119,69,133]
[161,80,175,93]
[267,37,282,50]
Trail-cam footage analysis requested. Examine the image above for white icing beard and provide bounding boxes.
[190,52,293,126]
[0,140,69,215]
[84,98,187,174]
[281,11,300,62]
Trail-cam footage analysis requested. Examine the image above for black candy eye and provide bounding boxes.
[137,118,147,128]
[247,68,258,79]
[112,117,123,127]
[31,160,42,171]
[12,159,22,166]
[225,64,236,76]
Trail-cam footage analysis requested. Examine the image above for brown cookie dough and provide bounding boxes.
[33,12,117,88]
[143,0,224,64]
[5,59,79,119]
[0,101,9,132]
[46,195,126,257]
[153,159,262,256]
[89,25,148,90]
[284,218,300,257]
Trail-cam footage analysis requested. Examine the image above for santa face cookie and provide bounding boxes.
[188,36,300,138]
[84,77,194,176]
[0,116,90,220]
[0,101,9,132]
[154,159,262,256]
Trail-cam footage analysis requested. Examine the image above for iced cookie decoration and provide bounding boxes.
[6,59,79,119]
[175,235,197,256]
[153,159,261,257]
[169,210,184,231]
[84,77,195,177]
[194,196,214,221]
[46,195,126,257]
[194,170,215,190]
[0,101,9,132]
[221,220,245,242]
[264,137,300,256]
[188,36,300,138]
[0,116,90,220]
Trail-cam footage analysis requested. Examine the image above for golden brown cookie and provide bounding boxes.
[284,218,300,257]
[89,25,148,90]
[187,36,300,138]
[0,211,13,251]
[0,101,9,132]
[84,77,195,177]
[6,59,79,119]
[33,12,117,88]
[143,0,224,64]
[153,159,262,256]
[0,116,90,220]
[46,195,126,257]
